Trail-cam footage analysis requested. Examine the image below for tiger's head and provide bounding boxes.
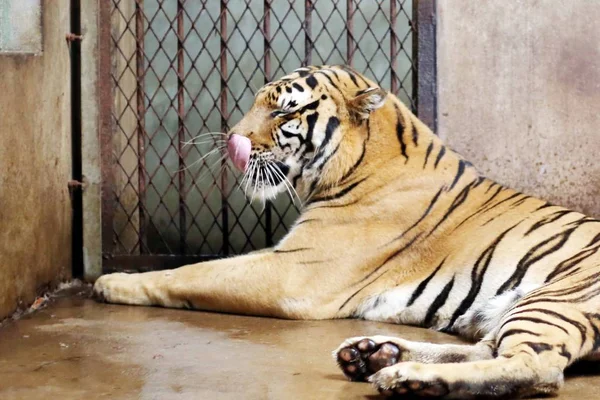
[227,65,388,203]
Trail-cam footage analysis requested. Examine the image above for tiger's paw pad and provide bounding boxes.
[369,364,449,398]
[336,339,402,382]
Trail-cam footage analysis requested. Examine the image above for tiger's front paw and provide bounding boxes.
[369,362,449,397]
[93,273,151,306]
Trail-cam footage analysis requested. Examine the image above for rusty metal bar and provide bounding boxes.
[135,0,147,252]
[304,0,312,65]
[390,0,398,93]
[264,0,272,80]
[346,0,354,66]
[264,0,273,246]
[413,0,438,132]
[220,0,230,255]
[99,0,115,259]
[177,0,186,253]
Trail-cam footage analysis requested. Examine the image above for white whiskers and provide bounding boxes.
[181,132,228,147]
[176,144,227,173]
[174,132,229,188]
[180,131,301,207]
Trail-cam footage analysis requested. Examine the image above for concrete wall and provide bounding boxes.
[437,0,600,217]
[0,2,72,319]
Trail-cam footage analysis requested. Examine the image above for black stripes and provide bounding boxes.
[496,329,541,349]
[482,192,524,215]
[394,104,408,162]
[508,307,588,347]
[423,141,434,168]
[500,316,569,336]
[496,227,577,295]
[410,117,418,146]
[341,65,370,87]
[525,210,573,236]
[314,71,342,94]
[483,184,505,204]
[379,233,423,271]
[588,232,600,247]
[427,179,480,237]
[446,225,516,329]
[323,116,340,148]
[295,98,321,115]
[309,177,367,205]
[340,135,367,182]
[354,234,424,297]
[339,66,362,87]
[545,245,600,283]
[525,269,600,304]
[388,187,444,245]
[305,116,340,171]
[407,258,446,306]
[355,87,373,96]
[522,342,553,354]
[338,271,390,313]
[449,160,466,191]
[585,313,600,351]
[434,146,446,168]
[304,112,318,154]
[280,127,305,143]
[305,75,318,89]
[274,161,290,177]
[451,185,508,232]
[424,276,455,327]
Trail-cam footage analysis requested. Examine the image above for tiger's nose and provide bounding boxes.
[227,134,251,172]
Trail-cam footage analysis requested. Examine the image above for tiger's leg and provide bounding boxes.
[335,287,529,381]
[367,285,600,398]
[93,251,341,319]
[335,336,494,382]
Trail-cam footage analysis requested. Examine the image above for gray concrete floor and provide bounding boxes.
[1,288,599,399]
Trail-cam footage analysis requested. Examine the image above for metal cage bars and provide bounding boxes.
[99,0,437,273]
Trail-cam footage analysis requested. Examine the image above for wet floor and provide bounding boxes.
[1,288,599,400]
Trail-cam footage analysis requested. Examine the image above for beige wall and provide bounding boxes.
[437,0,600,217]
[0,2,72,319]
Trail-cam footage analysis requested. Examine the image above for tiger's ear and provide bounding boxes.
[347,87,387,121]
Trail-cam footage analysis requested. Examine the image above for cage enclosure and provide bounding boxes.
[101,0,435,273]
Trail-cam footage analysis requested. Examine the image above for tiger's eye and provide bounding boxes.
[270,110,289,118]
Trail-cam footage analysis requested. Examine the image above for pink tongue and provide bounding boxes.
[227,134,251,172]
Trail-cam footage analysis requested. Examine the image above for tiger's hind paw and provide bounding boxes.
[335,336,402,382]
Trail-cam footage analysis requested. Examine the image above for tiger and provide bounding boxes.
[94,65,600,398]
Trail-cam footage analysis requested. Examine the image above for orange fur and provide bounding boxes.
[95,66,600,398]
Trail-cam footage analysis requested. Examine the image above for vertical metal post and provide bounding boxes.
[413,0,438,132]
[390,0,398,94]
[219,0,230,255]
[135,0,147,253]
[264,0,273,247]
[264,0,271,79]
[99,0,115,266]
[177,0,186,254]
[304,0,312,65]
[346,0,354,66]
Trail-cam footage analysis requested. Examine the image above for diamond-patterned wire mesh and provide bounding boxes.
[108,0,415,258]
